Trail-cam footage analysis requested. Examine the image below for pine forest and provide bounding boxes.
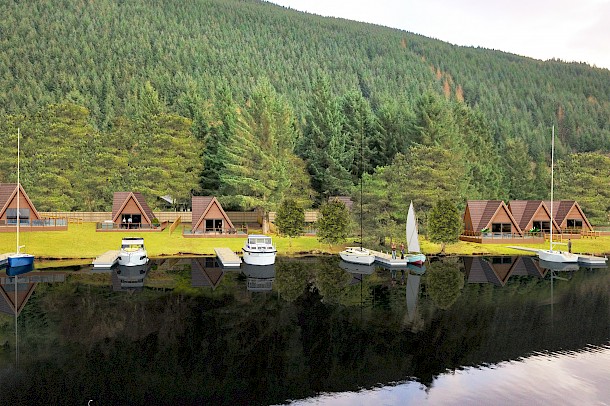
[1,0,610,234]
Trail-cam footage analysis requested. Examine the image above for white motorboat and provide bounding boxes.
[339,247,375,265]
[118,237,148,266]
[537,126,578,264]
[242,235,276,266]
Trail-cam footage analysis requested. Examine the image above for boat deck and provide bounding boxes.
[0,252,16,266]
[92,250,121,268]
[214,247,241,268]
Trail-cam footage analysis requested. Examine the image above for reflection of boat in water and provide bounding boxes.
[406,271,422,323]
[242,262,275,291]
[5,263,34,276]
[537,259,579,272]
[112,263,149,291]
[339,260,375,275]
[118,237,148,267]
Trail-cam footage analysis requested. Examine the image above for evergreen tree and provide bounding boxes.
[428,199,462,254]
[317,199,350,247]
[275,198,305,241]
[300,75,352,199]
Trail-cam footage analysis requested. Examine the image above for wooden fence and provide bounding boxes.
[40,210,320,224]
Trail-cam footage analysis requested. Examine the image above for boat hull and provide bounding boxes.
[537,249,578,263]
[242,250,276,266]
[8,253,34,268]
[339,248,375,265]
[117,250,149,267]
[406,253,426,265]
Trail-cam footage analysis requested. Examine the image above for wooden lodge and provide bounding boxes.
[461,200,529,244]
[184,196,244,237]
[329,196,354,211]
[508,200,560,234]
[97,192,165,231]
[0,183,67,232]
[461,199,595,243]
[545,200,593,235]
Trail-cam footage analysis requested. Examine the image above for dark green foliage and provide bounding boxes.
[275,199,305,238]
[317,200,350,247]
[0,0,609,219]
[426,258,465,310]
[428,199,462,254]
[557,153,610,225]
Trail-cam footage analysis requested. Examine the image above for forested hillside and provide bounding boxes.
[1,0,609,231]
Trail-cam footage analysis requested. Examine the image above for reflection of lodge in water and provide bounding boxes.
[191,257,225,289]
[111,264,149,291]
[0,271,66,316]
[464,256,549,286]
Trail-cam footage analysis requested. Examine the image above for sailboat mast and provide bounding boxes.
[360,125,364,252]
[550,126,554,252]
[16,128,20,254]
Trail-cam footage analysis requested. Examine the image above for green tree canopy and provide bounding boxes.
[317,199,351,247]
[275,198,305,240]
[428,199,462,254]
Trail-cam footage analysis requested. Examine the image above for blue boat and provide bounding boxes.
[6,261,34,276]
[8,253,35,269]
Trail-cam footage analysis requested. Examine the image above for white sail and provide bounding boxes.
[406,201,421,253]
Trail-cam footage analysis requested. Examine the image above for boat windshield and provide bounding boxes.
[249,237,272,245]
[122,244,143,250]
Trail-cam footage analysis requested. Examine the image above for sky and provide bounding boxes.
[267,0,610,70]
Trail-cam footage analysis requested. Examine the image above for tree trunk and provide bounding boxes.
[440,242,446,255]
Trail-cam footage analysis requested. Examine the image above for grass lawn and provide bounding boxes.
[1,223,608,259]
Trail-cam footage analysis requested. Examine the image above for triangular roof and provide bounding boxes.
[544,200,593,230]
[192,196,234,231]
[0,183,41,220]
[112,192,155,224]
[508,200,561,232]
[0,280,37,317]
[465,200,523,235]
[329,196,353,211]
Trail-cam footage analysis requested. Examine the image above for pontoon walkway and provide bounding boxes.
[214,247,241,268]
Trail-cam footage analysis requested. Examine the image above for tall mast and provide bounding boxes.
[16,128,20,254]
[360,127,364,252]
[550,126,554,252]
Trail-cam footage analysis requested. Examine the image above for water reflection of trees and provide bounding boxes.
[426,257,464,310]
[1,261,609,405]
[274,260,309,303]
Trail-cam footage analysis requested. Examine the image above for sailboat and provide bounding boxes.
[339,124,375,265]
[537,126,578,263]
[8,128,35,269]
[405,201,426,265]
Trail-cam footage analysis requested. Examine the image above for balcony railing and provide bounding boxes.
[95,222,167,231]
[0,218,68,227]
[183,225,248,236]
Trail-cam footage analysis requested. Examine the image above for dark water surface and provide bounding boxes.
[0,256,608,405]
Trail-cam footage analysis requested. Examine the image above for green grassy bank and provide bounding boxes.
[1,223,609,260]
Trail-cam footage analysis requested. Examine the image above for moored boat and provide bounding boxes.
[406,201,426,265]
[118,237,148,267]
[242,235,276,266]
[339,247,375,265]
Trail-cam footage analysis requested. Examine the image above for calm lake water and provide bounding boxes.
[0,256,608,405]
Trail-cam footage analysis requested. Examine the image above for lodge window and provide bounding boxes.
[492,257,512,264]
[566,219,583,228]
[6,208,30,225]
[532,221,550,231]
[491,223,511,233]
[205,219,223,232]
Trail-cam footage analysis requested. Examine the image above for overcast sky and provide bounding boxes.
[267,0,610,70]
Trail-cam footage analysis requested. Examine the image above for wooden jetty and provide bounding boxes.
[214,247,241,268]
[92,250,121,268]
[368,249,408,267]
[576,254,608,266]
[0,252,16,267]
